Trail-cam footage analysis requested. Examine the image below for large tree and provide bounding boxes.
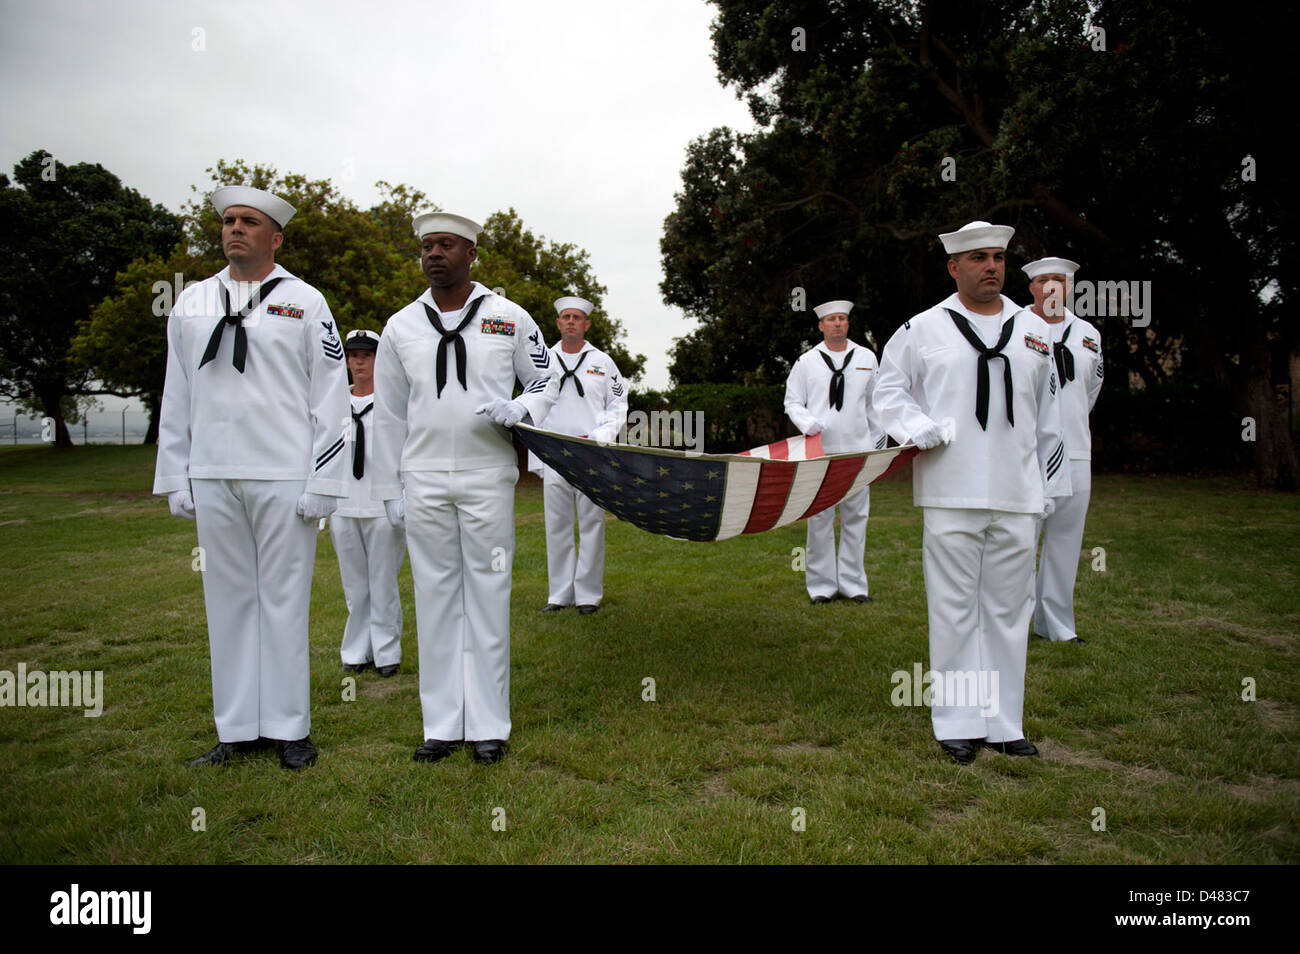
[0,150,181,446]
[662,0,1295,487]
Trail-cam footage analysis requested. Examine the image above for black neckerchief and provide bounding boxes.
[818,348,855,411]
[423,294,485,397]
[351,401,373,479]
[557,350,589,397]
[1053,321,1075,388]
[199,276,285,373]
[944,308,1016,430]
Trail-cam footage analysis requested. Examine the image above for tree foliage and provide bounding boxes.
[661,0,1295,486]
[0,150,181,446]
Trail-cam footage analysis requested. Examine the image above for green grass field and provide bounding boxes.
[0,444,1296,864]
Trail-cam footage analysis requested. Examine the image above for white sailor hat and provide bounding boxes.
[1021,256,1080,279]
[412,211,484,244]
[813,300,854,319]
[939,220,1015,254]
[344,329,380,351]
[554,296,594,317]
[211,186,296,229]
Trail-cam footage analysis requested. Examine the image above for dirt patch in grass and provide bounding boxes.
[1254,699,1296,730]
[701,771,731,800]
[1037,739,1178,784]
[1222,774,1300,804]
[772,741,836,756]
[1182,616,1295,650]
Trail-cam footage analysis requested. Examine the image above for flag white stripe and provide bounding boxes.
[717,460,762,541]
[774,458,831,528]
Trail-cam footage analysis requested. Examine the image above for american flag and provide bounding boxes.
[515,424,917,542]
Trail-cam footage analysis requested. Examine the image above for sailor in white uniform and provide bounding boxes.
[874,222,1071,765]
[154,185,352,771]
[331,329,406,676]
[1022,257,1103,644]
[783,300,882,604]
[530,296,628,615]
[371,212,559,765]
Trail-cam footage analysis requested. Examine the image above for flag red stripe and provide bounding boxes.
[799,456,866,520]
[742,461,797,533]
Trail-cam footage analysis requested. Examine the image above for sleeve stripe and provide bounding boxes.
[523,377,550,394]
[1045,443,1064,478]
[316,437,345,469]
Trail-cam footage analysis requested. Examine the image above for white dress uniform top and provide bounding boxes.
[874,290,1070,744]
[154,264,351,743]
[331,392,406,668]
[371,282,559,742]
[532,340,628,607]
[1033,307,1103,641]
[784,338,882,599]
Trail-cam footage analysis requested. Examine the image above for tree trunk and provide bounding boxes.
[39,391,73,448]
[1241,346,1297,491]
[144,393,160,445]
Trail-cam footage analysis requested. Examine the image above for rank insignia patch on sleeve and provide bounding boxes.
[1082,336,1100,353]
[321,320,344,360]
[1024,333,1049,355]
[267,304,304,319]
[481,317,516,336]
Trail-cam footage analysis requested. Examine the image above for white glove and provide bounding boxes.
[909,420,949,450]
[805,420,824,437]
[1041,497,1057,520]
[476,398,527,427]
[385,498,405,529]
[168,490,196,520]
[296,492,338,522]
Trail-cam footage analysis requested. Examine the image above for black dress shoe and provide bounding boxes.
[850,594,873,603]
[541,603,566,613]
[471,739,506,763]
[982,738,1039,757]
[413,739,458,763]
[189,741,239,767]
[1064,636,1087,644]
[810,595,833,605]
[939,739,978,765]
[577,604,599,615]
[376,664,400,677]
[277,736,318,770]
[188,738,271,766]
[342,660,373,673]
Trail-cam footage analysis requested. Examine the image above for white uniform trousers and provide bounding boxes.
[543,465,607,606]
[805,486,870,600]
[1033,460,1092,641]
[191,478,317,742]
[921,507,1036,743]
[330,515,406,667]
[404,465,517,742]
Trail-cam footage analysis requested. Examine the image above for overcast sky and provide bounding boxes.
[0,0,755,411]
